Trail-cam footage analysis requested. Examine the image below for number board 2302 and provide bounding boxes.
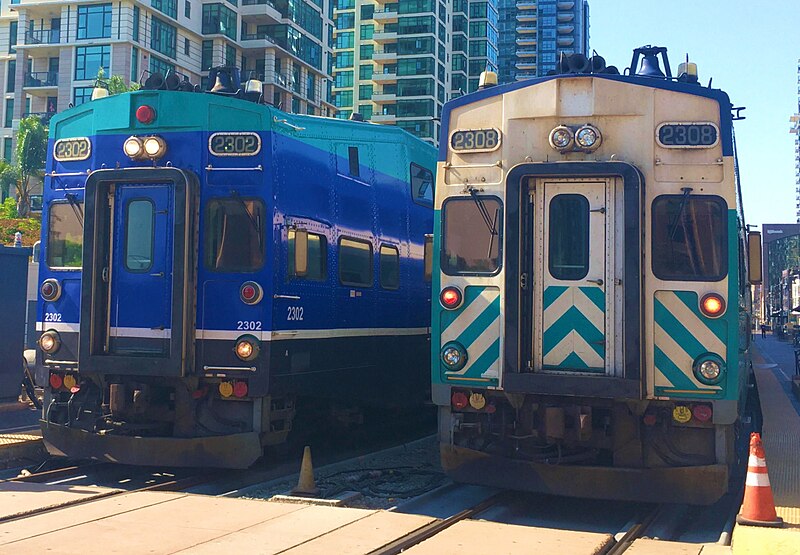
[449,128,502,153]
[53,137,92,161]
[208,132,262,156]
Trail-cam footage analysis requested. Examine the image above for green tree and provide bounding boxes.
[0,159,18,202]
[96,68,140,96]
[14,115,47,217]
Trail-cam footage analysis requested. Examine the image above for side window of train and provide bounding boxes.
[47,202,84,268]
[442,197,502,275]
[288,229,327,281]
[651,195,727,281]
[338,237,373,287]
[410,163,434,206]
[379,244,400,290]
[204,198,266,272]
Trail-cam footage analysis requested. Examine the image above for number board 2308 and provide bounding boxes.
[449,128,502,153]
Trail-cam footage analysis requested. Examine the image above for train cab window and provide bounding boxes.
[442,196,502,275]
[652,195,727,281]
[348,146,360,178]
[411,163,433,206]
[288,229,327,280]
[47,202,84,268]
[339,237,373,287]
[204,198,265,272]
[548,194,589,281]
[124,199,154,272]
[379,244,400,289]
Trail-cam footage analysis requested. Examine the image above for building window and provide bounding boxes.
[133,6,140,41]
[334,70,353,88]
[151,17,177,59]
[131,47,139,81]
[3,98,12,128]
[202,3,237,40]
[359,24,373,40]
[77,4,112,40]
[225,44,236,66]
[359,64,373,79]
[152,0,178,19]
[306,74,315,101]
[185,1,191,18]
[202,40,214,70]
[358,84,372,100]
[9,21,17,53]
[73,87,94,106]
[6,60,15,93]
[184,37,190,56]
[3,137,12,162]
[379,245,400,290]
[358,104,372,119]
[150,56,175,76]
[338,237,372,287]
[335,51,353,68]
[334,90,352,108]
[75,45,110,80]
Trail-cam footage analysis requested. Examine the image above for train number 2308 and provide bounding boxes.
[287,307,304,321]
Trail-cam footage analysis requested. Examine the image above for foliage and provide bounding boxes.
[0,196,18,218]
[96,68,141,95]
[0,160,18,200]
[0,216,40,246]
[14,116,47,218]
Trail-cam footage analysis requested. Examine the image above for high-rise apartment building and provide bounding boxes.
[0,0,336,163]
[792,60,800,222]
[331,0,498,144]
[497,0,589,84]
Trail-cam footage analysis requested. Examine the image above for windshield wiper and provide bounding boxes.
[668,187,693,240]
[469,188,499,258]
[230,191,263,248]
[65,193,84,229]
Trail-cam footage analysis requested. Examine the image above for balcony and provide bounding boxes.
[557,12,575,21]
[240,32,278,48]
[557,1,575,8]
[516,13,537,22]
[372,91,396,103]
[373,8,398,23]
[516,49,537,58]
[557,24,575,34]
[515,72,537,80]
[516,36,537,46]
[240,0,282,19]
[557,37,575,46]
[517,25,537,34]
[516,61,536,70]
[516,1,537,9]
[373,50,397,62]
[372,113,397,123]
[24,29,61,45]
[373,31,398,43]
[372,72,397,83]
[24,71,58,88]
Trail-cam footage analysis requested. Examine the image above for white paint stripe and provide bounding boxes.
[36,322,79,333]
[661,291,726,356]
[575,288,605,331]
[544,287,575,323]
[446,314,500,377]
[543,332,576,367]
[745,473,771,487]
[654,322,722,391]
[571,332,604,368]
[748,455,767,468]
[441,289,499,344]
[111,327,171,339]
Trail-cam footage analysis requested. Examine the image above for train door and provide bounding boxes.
[531,178,616,374]
[107,184,173,355]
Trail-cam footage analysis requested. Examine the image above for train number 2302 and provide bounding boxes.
[287,307,304,321]
[237,321,262,330]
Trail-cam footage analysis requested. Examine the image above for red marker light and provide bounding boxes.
[692,404,713,423]
[240,281,263,305]
[233,381,249,398]
[136,105,156,124]
[642,413,657,426]
[700,293,725,318]
[440,287,463,310]
[49,373,63,390]
[451,391,469,410]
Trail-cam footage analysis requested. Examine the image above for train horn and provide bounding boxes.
[567,53,589,73]
[603,65,620,75]
[589,55,606,73]
[143,72,165,90]
[164,71,181,91]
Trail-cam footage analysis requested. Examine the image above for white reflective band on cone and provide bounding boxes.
[745,472,771,487]
[748,455,767,468]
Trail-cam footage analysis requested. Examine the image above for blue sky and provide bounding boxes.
[589,0,800,228]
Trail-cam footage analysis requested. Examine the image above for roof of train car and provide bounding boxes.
[48,89,434,154]
[438,72,734,160]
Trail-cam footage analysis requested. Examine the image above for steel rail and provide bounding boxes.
[601,504,664,555]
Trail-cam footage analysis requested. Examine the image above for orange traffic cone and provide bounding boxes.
[736,433,784,527]
[290,446,320,497]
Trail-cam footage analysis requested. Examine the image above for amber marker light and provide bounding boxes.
[700,293,726,318]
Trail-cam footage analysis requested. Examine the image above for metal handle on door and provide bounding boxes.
[586,279,604,286]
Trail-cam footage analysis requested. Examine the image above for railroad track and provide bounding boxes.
[601,504,664,555]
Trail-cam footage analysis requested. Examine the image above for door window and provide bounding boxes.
[548,194,589,281]
[124,199,154,271]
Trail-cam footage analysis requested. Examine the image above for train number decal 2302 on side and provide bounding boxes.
[449,128,502,153]
[53,137,91,161]
[208,132,261,156]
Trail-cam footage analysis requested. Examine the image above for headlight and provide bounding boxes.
[234,335,260,361]
[123,136,144,159]
[441,342,467,371]
[575,124,602,150]
[143,136,167,159]
[693,353,725,384]
[39,330,61,354]
[549,125,574,150]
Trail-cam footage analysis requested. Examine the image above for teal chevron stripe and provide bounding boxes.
[579,286,605,312]
[559,351,589,369]
[463,337,501,376]
[542,306,604,358]
[455,295,501,348]
[440,286,490,336]
[672,290,727,344]
[654,345,697,390]
[543,285,568,310]
[653,298,707,359]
